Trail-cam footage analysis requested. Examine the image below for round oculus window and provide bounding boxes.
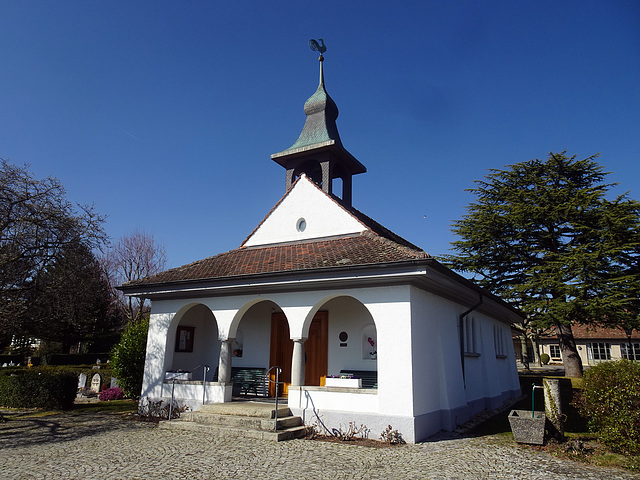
[296,218,307,232]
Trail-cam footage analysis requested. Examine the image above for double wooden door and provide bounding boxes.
[269,311,328,396]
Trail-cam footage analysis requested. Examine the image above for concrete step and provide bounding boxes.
[199,401,291,419]
[162,401,307,442]
[189,412,302,430]
[159,418,308,442]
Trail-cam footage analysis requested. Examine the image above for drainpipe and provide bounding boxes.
[459,293,483,387]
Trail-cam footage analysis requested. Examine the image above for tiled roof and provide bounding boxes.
[127,230,429,286]
[566,324,638,340]
[540,324,639,340]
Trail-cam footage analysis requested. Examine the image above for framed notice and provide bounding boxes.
[175,326,195,352]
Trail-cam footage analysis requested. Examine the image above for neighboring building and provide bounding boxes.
[120,53,523,443]
[538,325,640,366]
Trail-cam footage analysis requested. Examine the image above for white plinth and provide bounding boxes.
[165,372,192,381]
[325,377,362,388]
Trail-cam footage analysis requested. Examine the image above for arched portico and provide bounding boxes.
[164,303,220,381]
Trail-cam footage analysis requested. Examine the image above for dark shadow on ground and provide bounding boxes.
[0,410,153,450]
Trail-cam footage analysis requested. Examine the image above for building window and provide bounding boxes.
[494,325,507,358]
[175,326,195,352]
[621,343,640,361]
[549,345,561,360]
[587,342,611,361]
[464,316,479,355]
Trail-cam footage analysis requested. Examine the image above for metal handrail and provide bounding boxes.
[266,365,282,432]
[167,364,210,421]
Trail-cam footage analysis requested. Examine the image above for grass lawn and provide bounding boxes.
[465,374,640,473]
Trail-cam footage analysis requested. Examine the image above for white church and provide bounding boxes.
[120,50,522,443]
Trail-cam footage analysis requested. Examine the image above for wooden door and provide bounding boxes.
[269,313,292,396]
[305,311,328,386]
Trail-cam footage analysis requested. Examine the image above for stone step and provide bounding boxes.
[159,418,308,442]
[189,412,302,430]
[199,401,290,419]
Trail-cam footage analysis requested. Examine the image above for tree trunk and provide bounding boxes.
[543,377,564,440]
[520,333,530,368]
[532,334,542,367]
[556,323,583,378]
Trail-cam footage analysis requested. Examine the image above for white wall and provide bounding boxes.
[243,175,364,247]
[232,301,273,368]
[323,296,377,375]
[142,282,520,439]
[409,287,466,416]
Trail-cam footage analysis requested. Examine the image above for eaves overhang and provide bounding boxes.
[271,141,366,175]
[118,259,429,299]
[118,258,523,324]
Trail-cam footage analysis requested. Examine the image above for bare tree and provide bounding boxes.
[0,160,107,338]
[104,230,167,322]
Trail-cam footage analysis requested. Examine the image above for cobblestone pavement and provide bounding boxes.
[1,411,638,480]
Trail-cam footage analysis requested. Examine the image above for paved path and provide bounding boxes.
[0,411,637,480]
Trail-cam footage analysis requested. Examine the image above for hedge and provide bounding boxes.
[575,359,640,456]
[0,370,77,410]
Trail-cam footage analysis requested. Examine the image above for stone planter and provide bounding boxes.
[508,410,546,445]
[325,377,362,388]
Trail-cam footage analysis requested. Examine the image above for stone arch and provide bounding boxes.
[228,299,285,370]
[303,294,378,382]
[293,159,322,187]
[301,293,378,338]
[228,298,283,339]
[164,303,220,381]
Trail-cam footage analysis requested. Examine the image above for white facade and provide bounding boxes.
[128,176,522,443]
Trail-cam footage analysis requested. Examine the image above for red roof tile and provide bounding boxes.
[128,231,429,286]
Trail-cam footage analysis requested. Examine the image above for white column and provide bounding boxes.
[290,338,306,386]
[218,338,233,383]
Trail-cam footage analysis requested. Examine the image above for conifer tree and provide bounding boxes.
[447,152,640,377]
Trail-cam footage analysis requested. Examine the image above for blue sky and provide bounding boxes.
[2,1,639,269]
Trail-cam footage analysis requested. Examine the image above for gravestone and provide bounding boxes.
[78,373,88,390]
[90,373,101,393]
[110,377,119,388]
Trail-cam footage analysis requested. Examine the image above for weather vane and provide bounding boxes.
[309,38,326,60]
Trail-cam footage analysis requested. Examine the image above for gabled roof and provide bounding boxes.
[122,173,428,288]
[241,174,422,251]
[125,231,429,287]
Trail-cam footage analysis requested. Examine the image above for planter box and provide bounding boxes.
[165,372,192,381]
[508,410,546,445]
[325,377,362,388]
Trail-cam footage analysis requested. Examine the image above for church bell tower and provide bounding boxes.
[271,40,366,207]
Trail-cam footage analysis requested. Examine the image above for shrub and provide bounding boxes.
[574,359,640,456]
[110,318,149,398]
[380,424,405,444]
[99,387,124,401]
[0,370,77,409]
[540,353,550,365]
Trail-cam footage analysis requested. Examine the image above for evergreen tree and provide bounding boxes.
[447,152,640,377]
[27,242,123,352]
